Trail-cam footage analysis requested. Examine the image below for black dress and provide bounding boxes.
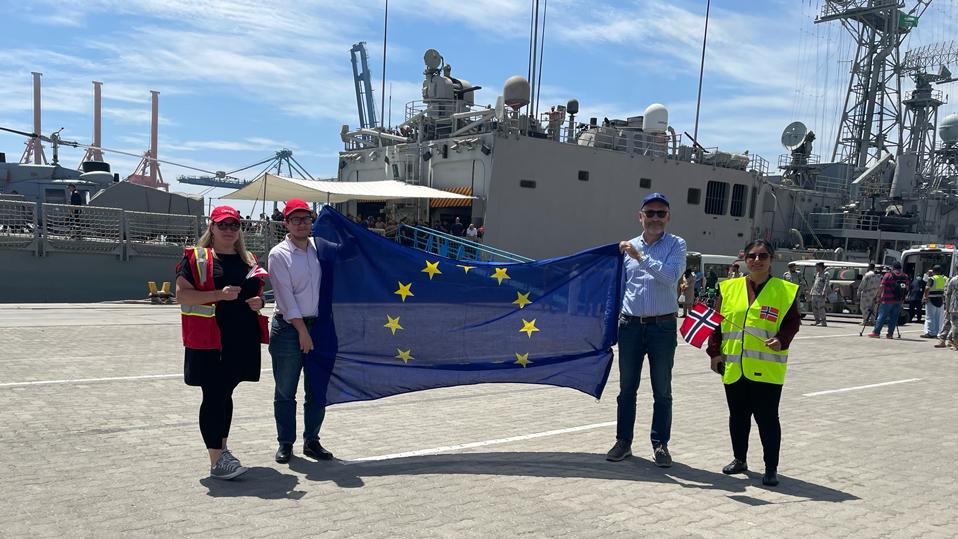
[178,252,262,386]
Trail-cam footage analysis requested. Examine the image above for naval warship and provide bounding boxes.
[334,0,958,267]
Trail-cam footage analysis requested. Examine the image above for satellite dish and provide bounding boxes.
[781,121,808,150]
[423,49,443,70]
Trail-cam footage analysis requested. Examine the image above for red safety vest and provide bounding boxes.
[179,247,222,350]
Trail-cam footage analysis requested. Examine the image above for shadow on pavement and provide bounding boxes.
[200,467,306,499]
[289,452,858,503]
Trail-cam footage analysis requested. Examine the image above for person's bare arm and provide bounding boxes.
[175,276,238,305]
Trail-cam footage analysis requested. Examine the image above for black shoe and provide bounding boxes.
[762,469,779,486]
[605,440,632,462]
[920,333,936,338]
[275,443,293,464]
[653,444,673,468]
[722,458,748,474]
[303,439,334,460]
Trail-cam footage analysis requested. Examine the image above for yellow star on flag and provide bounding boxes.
[421,260,442,280]
[395,348,414,363]
[456,264,475,274]
[491,267,511,285]
[394,282,414,302]
[519,318,539,338]
[514,352,532,368]
[384,314,403,335]
[513,291,532,309]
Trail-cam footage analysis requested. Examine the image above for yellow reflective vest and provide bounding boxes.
[718,277,799,385]
[928,274,947,298]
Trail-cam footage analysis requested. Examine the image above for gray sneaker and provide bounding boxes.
[222,448,240,466]
[210,452,248,480]
[653,444,673,468]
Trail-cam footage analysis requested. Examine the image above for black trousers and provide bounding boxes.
[199,375,240,449]
[724,376,783,469]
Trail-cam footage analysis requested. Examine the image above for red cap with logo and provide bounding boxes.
[283,199,310,218]
[210,205,241,222]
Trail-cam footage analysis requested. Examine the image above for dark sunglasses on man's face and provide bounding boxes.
[215,220,241,231]
[745,252,770,261]
[642,210,669,218]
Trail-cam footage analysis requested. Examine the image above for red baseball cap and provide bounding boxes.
[283,199,311,218]
[210,205,241,222]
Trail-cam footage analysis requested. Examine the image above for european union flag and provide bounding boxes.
[306,207,623,405]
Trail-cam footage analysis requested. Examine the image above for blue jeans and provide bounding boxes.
[873,303,902,336]
[616,315,676,446]
[270,316,325,444]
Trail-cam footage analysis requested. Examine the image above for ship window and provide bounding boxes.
[687,188,701,205]
[639,177,652,189]
[391,163,400,180]
[749,186,758,218]
[520,179,537,189]
[578,170,589,181]
[704,181,728,215]
[730,184,748,217]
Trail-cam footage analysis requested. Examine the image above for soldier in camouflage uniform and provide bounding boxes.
[934,270,958,350]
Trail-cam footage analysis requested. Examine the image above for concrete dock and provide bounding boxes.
[2,304,955,537]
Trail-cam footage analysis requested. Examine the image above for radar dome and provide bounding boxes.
[503,76,530,110]
[567,99,579,115]
[643,103,668,133]
[941,113,958,144]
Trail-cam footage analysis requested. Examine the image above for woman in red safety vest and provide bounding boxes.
[175,205,266,480]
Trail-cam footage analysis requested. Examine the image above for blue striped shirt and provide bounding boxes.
[621,232,687,317]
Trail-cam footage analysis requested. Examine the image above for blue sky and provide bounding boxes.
[2,0,956,214]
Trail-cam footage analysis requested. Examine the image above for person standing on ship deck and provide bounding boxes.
[606,192,686,468]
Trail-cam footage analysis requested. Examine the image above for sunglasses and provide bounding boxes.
[641,210,669,218]
[286,216,314,225]
[745,252,770,261]
[215,220,241,231]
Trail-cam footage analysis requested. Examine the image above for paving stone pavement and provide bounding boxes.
[1,304,956,538]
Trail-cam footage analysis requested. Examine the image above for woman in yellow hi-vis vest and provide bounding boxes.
[706,240,800,487]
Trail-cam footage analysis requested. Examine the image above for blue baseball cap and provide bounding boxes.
[642,192,669,208]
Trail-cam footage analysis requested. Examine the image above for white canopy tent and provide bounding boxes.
[221,173,474,203]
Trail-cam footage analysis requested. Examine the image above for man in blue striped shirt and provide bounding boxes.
[607,192,687,467]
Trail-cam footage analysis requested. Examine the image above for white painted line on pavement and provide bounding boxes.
[349,421,617,463]
[0,368,273,388]
[803,378,922,397]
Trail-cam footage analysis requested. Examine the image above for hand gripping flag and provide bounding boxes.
[304,206,624,405]
[680,302,724,348]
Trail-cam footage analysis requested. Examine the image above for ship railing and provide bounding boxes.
[808,212,881,231]
[397,223,533,263]
[404,99,490,139]
[41,203,124,256]
[240,219,287,255]
[814,175,847,194]
[748,154,769,177]
[127,211,201,258]
[777,153,820,168]
[0,199,39,254]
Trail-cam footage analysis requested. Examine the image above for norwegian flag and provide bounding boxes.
[246,264,269,279]
[759,305,780,323]
[680,302,725,348]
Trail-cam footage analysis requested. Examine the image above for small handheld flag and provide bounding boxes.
[246,264,269,279]
[680,302,725,348]
[759,305,779,323]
